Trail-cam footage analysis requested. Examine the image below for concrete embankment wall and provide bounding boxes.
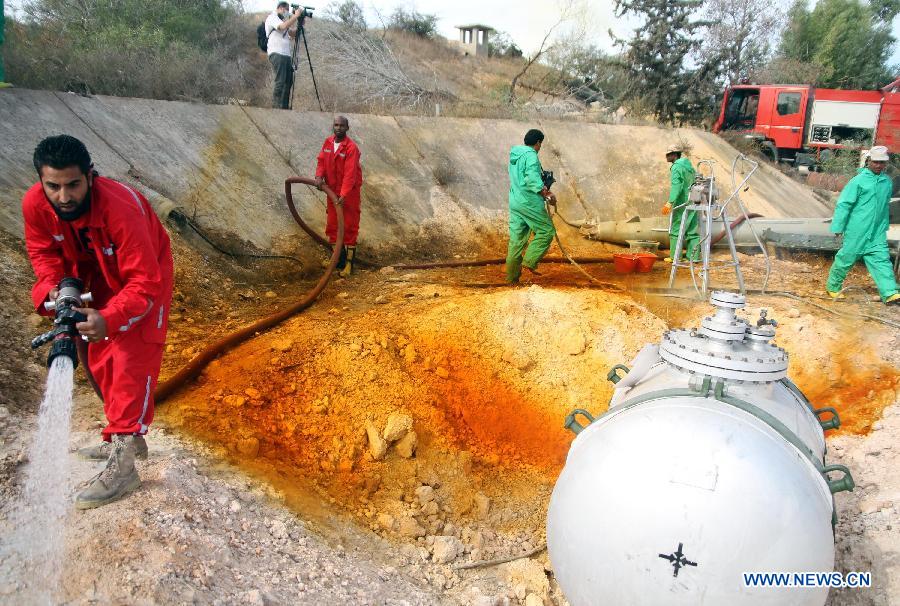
[0,89,830,264]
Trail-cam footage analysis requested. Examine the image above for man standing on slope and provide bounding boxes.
[506,128,557,284]
[826,145,899,304]
[661,143,700,263]
[315,115,363,277]
[22,135,174,509]
[265,1,303,109]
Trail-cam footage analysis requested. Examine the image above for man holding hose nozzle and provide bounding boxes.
[506,129,557,284]
[315,115,363,277]
[22,135,173,509]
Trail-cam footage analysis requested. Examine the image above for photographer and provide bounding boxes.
[265,1,304,109]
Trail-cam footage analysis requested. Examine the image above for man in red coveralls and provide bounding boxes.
[22,135,173,509]
[315,115,363,277]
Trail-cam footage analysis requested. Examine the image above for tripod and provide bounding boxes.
[289,18,324,111]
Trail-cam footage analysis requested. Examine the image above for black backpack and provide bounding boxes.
[257,21,269,52]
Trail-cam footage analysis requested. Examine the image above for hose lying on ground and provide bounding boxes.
[155,177,343,403]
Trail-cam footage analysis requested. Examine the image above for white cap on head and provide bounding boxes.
[868,146,890,161]
[666,143,683,154]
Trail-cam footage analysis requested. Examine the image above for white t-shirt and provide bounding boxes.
[333,140,341,152]
[265,12,292,57]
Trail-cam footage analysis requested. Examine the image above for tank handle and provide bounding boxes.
[606,364,630,385]
[823,464,855,494]
[813,407,841,431]
[564,409,596,435]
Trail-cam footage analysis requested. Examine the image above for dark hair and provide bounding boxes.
[277,1,289,8]
[33,135,92,177]
[524,129,544,146]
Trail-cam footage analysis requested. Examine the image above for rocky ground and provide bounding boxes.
[0,243,898,605]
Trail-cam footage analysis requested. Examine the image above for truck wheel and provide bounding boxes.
[760,141,779,164]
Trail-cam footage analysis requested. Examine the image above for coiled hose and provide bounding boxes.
[155,177,343,402]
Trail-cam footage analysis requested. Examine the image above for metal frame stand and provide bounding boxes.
[668,160,746,297]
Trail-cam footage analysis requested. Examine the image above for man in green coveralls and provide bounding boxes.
[505,129,557,283]
[661,143,699,262]
[826,145,900,304]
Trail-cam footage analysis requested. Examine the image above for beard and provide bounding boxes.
[48,186,92,221]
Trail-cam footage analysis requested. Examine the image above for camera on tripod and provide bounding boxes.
[291,4,315,19]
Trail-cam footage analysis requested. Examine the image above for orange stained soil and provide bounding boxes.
[159,262,898,545]
[796,352,900,435]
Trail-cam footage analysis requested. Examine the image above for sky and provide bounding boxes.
[241,0,900,66]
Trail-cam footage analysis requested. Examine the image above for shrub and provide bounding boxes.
[388,8,438,39]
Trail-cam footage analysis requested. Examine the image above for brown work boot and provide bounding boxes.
[75,435,141,510]
[77,434,148,461]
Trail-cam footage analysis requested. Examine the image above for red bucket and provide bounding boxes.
[634,253,658,273]
[613,253,637,274]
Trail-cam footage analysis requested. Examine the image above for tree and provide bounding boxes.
[699,0,786,85]
[544,39,628,104]
[388,8,438,39]
[611,0,717,123]
[777,0,895,89]
[323,0,367,30]
[488,31,523,58]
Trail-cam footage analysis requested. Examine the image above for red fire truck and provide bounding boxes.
[713,77,900,167]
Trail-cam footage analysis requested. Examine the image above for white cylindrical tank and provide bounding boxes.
[547,291,854,606]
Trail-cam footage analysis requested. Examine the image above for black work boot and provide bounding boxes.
[340,246,356,278]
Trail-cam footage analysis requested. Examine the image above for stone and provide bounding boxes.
[337,292,350,299]
[474,492,491,519]
[383,412,413,442]
[415,485,436,504]
[503,559,549,598]
[431,535,463,564]
[229,500,241,513]
[398,516,426,538]
[787,307,801,318]
[366,420,388,461]
[421,501,439,516]
[269,520,288,539]
[377,513,396,531]
[560,324,587,355]
[395,431,418,458]
[264,291,277,299]
[501,349,533,371]
[245,387,261,399]
[235,438,260,457]
[525,594,543,606]
[435,367,450,379]
[379,266,396,275]
[375,295,389,304]
[271,339,293,352]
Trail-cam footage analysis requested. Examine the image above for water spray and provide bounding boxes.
[30,277,93,369]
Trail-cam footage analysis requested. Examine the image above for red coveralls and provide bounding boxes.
[23,176,174,440]
[316,135,363,245]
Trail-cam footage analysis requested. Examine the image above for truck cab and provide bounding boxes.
[715,85,810,162]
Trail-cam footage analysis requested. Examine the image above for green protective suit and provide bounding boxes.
[668,156,700,261]
[826,167,899,300]
[505,145,555,283]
